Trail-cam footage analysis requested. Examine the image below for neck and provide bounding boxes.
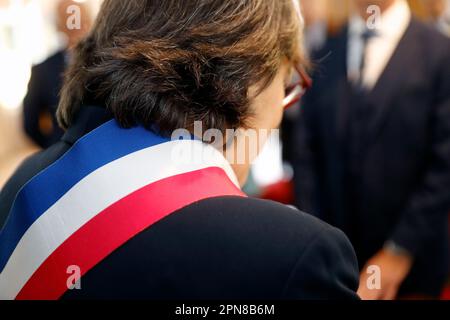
[223,140,250,187]
[230,163,250,187]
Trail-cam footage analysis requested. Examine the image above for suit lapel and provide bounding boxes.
[324,27,352,146]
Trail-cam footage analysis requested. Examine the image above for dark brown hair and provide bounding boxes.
[57,0,306,133]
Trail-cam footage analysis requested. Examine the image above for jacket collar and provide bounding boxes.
[61,106,113,145]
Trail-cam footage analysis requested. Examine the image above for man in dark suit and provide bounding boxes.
[293,0,450,299]
[23,0,92,148]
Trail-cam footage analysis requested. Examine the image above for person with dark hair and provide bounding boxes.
[0,0,359,300]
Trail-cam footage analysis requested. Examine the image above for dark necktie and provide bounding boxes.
[355,28,378,89]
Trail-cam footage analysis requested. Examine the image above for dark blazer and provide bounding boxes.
[23,50,66,148]
[293,19,450,296]
[0,106,359,300]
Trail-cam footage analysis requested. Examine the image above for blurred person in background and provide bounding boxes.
[409,0,450,35]
[293,0,450,299]
[23,0,92,148]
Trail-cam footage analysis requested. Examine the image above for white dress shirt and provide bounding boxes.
[347,0,412,89]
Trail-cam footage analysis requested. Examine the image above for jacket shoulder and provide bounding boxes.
[184,196,353,254]
[189,197,360,299]
[190,196,331,231]
[155,196,360,299]
[0,141,70,227]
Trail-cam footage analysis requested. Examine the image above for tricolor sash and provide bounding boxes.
[0,120,244,300]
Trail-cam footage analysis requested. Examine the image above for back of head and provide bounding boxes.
[57,0,306,134]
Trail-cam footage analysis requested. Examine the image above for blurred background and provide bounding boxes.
[0,0,449,298]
